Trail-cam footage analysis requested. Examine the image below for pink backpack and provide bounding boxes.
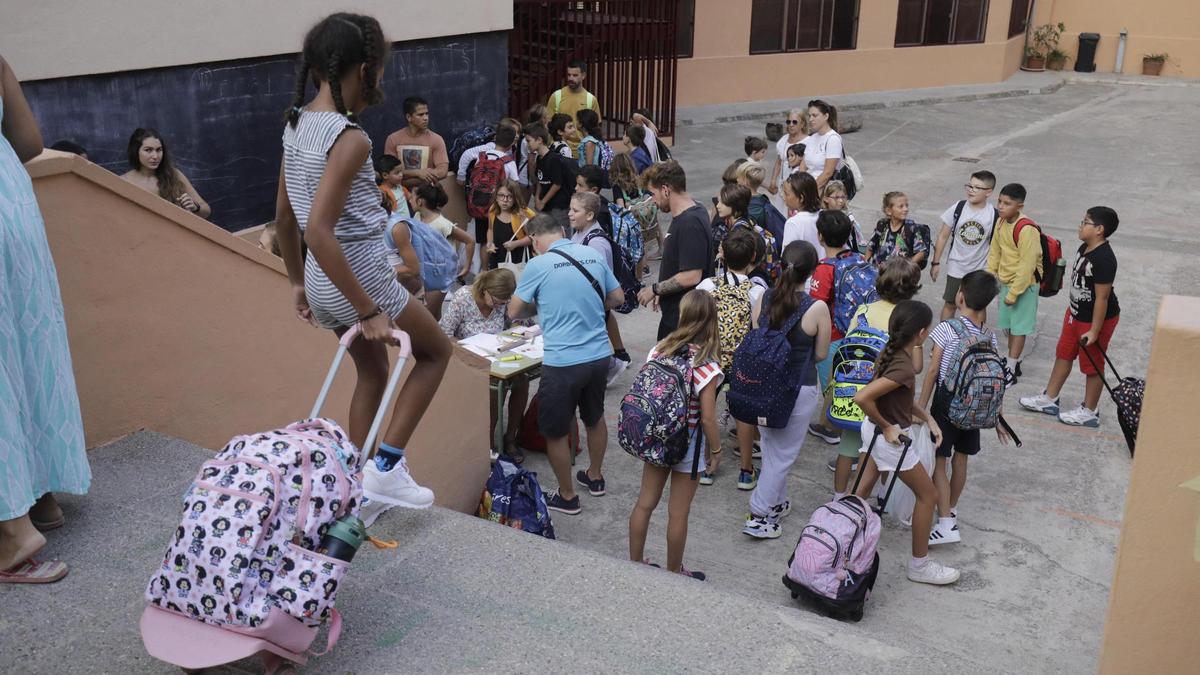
[141,326,411,670]
[784,496,881,616]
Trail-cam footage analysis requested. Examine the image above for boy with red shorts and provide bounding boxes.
[1019,207,1120,428]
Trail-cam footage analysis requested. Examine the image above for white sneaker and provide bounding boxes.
[907,559,960,585]
[606,356,630,387]
[928,521,961,546]
[363,459,435,510]
[742,514,781,539]
[1058,404,1100,428]
[1020,392,1060,415]
[359,495,389,528]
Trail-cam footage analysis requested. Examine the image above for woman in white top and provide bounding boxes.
[804,99,844,191]
[769,108,807,197]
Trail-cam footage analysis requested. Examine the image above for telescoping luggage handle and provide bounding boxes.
[310,324,412,470]
[851,427,911,514]
[1078,337,1136,457]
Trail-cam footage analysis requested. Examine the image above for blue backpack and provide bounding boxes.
[387,215,459,293]
[448,126,494,170]
[827,312,889,430]
[478,459,555,539]
[617,348,702,477]
[749,194,786,256]
[728,294,814,428]
[583,229,641,314]
[608,202,645,265]
[825,253,879,336]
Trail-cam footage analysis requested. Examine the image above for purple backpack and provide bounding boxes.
[783,496,881,620]
[618,348,702,476]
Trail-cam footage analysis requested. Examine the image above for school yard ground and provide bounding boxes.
[3,73,1197,673]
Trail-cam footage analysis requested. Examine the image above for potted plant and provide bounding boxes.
[1022,22,1065,72]
[1143,53,1168,76]
[1047,48,1070,71]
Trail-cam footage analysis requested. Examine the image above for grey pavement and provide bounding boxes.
[6,75,1198,673]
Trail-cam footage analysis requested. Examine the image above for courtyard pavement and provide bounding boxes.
[3,72,1197,674]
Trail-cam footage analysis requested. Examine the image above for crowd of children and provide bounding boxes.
[274,12,1125,594]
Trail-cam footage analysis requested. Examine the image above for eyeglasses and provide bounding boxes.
[496,193,514,200]
[786,120,801,125]
[964,184,991,192]
[1080,219,1097,227]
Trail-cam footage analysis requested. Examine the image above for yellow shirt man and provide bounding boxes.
[546,63,601,157]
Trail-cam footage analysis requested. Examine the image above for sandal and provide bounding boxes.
[0,558,69,584]
[32,516,65,532]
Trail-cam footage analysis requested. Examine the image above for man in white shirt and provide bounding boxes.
[929,170,999,321]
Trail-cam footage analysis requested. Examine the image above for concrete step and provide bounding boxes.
[3,431,959,673]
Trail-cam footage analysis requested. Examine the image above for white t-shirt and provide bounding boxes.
[697,270,766,317]
[427,214,457,239]
[803,130,844,177]
[939,201,998,278]
[645,125,662,164]
[775,134,807,189]
[783,210,821,252]
[456,144,519,185]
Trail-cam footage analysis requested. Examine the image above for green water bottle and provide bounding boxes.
[317,515,366,562]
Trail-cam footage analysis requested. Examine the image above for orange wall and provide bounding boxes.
[679,0,1024,106]
[1099,296,1200,672]
[1032,0,1200,76]
[27,152,491,513]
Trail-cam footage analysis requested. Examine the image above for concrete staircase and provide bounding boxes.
[2,432,954,674]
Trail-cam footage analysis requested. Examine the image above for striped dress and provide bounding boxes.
[282,111,408,329]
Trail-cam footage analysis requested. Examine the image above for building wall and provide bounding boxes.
[678,0,1024,107]
[2,0,513,80]
[1031,0,1200,76]
[26,152,492,514]
[19,32,509,232]
[1099,296,1200,672]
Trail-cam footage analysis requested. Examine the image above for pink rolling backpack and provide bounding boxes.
[782,495,881,622]
[140,326,412,671]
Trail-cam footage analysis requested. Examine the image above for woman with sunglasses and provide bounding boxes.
[768,108,807,198]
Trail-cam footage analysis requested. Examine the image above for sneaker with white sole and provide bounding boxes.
[742,513,781,539]
[606,356,630,387]
[363,459,434,510]
[736,468,760,491]
[1058,404,1100,428]
[826,456,858,473]
[928,521,961,545]
[807,423,841,445]
[698,471,715,486]
[769,500,791,521]
[1019,392,1060,415]
[359,495,388,528]
[907,559,960,585]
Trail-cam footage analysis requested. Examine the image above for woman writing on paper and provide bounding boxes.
[439,269,530,462]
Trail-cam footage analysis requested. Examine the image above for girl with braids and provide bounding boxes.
[274,13,451,525]
[121,128,210,218]
[629,290,723,580]
[851,300,959,586]
[742,241,830,540]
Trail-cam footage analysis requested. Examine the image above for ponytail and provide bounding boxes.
[767,241,818,329]
[874,300,932,373]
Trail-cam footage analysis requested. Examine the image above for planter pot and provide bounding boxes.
[1047,58,1067,71]
[1143,59,1164,76]
[1021,55,1046,72]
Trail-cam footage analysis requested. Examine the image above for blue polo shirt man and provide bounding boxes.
[509,213,623,515]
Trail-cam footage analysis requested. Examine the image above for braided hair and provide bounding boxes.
[874,300,932,375]
[285,13,388,127]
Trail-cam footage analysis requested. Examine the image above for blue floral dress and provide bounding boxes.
[0,97,90,520]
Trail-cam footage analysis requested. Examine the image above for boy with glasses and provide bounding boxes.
[1020,207,1121,428]
[930,171,999,321]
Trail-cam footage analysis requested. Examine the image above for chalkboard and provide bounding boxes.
[23,32,508,232]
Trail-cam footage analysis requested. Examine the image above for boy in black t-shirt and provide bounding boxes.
[636,161,714,339]
[1020,206,1121,428]
[524,122,577,227]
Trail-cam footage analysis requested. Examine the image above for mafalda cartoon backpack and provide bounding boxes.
[143,418,363,665]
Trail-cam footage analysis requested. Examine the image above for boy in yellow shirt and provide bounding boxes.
[986,183,1042,384]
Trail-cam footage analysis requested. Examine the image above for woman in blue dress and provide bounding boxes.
[0,55,90,583]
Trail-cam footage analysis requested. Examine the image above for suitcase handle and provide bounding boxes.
[311,324,413,469]
[851,426,911,507]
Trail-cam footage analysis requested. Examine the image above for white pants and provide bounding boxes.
[749,385,820,516]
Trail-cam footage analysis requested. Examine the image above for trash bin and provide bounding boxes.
[1075,33,1100,72]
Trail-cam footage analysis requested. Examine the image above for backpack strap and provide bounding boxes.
[1011,217,1039,246]
[548,248,604,301]
[946,200,967,260]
